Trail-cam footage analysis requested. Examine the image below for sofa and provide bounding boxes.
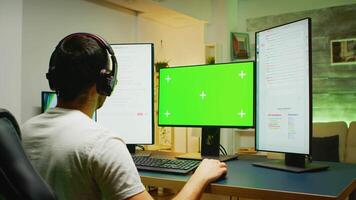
[313,121,356,163]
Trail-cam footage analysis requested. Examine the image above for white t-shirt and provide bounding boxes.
[21,108,145,200]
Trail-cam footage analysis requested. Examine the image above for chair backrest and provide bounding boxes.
[0,108,57,200]
[346,121,356,163]
[312,121,348,162]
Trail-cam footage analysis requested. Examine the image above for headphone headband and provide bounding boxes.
[47,33,118,96]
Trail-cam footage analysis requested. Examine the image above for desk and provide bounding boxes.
[139,154,356,200]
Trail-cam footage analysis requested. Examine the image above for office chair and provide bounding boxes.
[0,108,57,200]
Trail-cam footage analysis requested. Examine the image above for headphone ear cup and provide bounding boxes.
[46,72,56,90]
[47,52,57,90]
[97,69,114,96]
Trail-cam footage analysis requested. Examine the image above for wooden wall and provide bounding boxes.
[246,4,356,124]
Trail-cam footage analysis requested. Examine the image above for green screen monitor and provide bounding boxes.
[158,61,254,128]
[158,61,255,161]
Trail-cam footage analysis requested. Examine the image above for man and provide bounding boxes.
[22,33,227,200]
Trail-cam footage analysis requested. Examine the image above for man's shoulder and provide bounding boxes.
[21,112,50,137]
[22,112,45,126]
[22,109,125,153]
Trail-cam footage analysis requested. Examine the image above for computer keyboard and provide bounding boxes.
[133,156,200,174]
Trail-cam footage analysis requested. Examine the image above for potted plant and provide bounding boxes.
[155,61,169,72]
[206,56,215,64]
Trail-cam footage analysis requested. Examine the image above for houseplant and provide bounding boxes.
[155,61,169,72]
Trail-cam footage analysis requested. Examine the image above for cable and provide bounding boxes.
[219,144,228,155]
[221,144,228,155]
[221,145,227,155]
[136,145,145,151]
[307,154,313,163]
[219,147,226,155]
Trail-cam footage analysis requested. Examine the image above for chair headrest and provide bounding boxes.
[0,108,21,140]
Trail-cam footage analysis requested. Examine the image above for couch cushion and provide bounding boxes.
[312,135,339,162]
[313,122,347,162]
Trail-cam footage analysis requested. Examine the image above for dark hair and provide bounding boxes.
[50,35,108,101]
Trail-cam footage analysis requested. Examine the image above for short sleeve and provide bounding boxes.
[89,136,145,200]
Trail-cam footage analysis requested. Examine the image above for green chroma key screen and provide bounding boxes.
[158,62,254,127]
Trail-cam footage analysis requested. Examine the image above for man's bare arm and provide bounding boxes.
[126,159,227,200]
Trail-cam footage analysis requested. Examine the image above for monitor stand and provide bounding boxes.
[128,144,152,157]
[253,153,329,173]
[176,127,238,162]
[127,144,136,154]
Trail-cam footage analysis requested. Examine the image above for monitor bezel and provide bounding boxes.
[158,60,256,129]
[107,43,155,145]
[255,17,312,156]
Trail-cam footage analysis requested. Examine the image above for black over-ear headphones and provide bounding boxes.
[46,32,118,96]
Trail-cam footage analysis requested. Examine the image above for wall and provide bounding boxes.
[21,0,137,122]
[236,0,356,60]
[237,0,356,32]
[158,0,212,22]
[137,16,205,66]
[247,4,356,124]
[158,0,238,63]
[0,0,23,121]
[205,0,238,63]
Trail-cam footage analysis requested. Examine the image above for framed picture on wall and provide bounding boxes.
[331,38,356,65]
[231,32,250,60]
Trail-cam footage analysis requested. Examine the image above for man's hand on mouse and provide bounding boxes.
[192,159,228,184]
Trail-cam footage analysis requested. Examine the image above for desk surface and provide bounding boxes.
[139,154,356,200]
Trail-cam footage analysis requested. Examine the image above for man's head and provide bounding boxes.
[46,33,117,109]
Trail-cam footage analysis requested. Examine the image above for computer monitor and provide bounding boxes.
[96,44,154,151]
[41,91,57,113]
[254,18,328,172]
[158,61,255,161]
[41,91,97,120]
